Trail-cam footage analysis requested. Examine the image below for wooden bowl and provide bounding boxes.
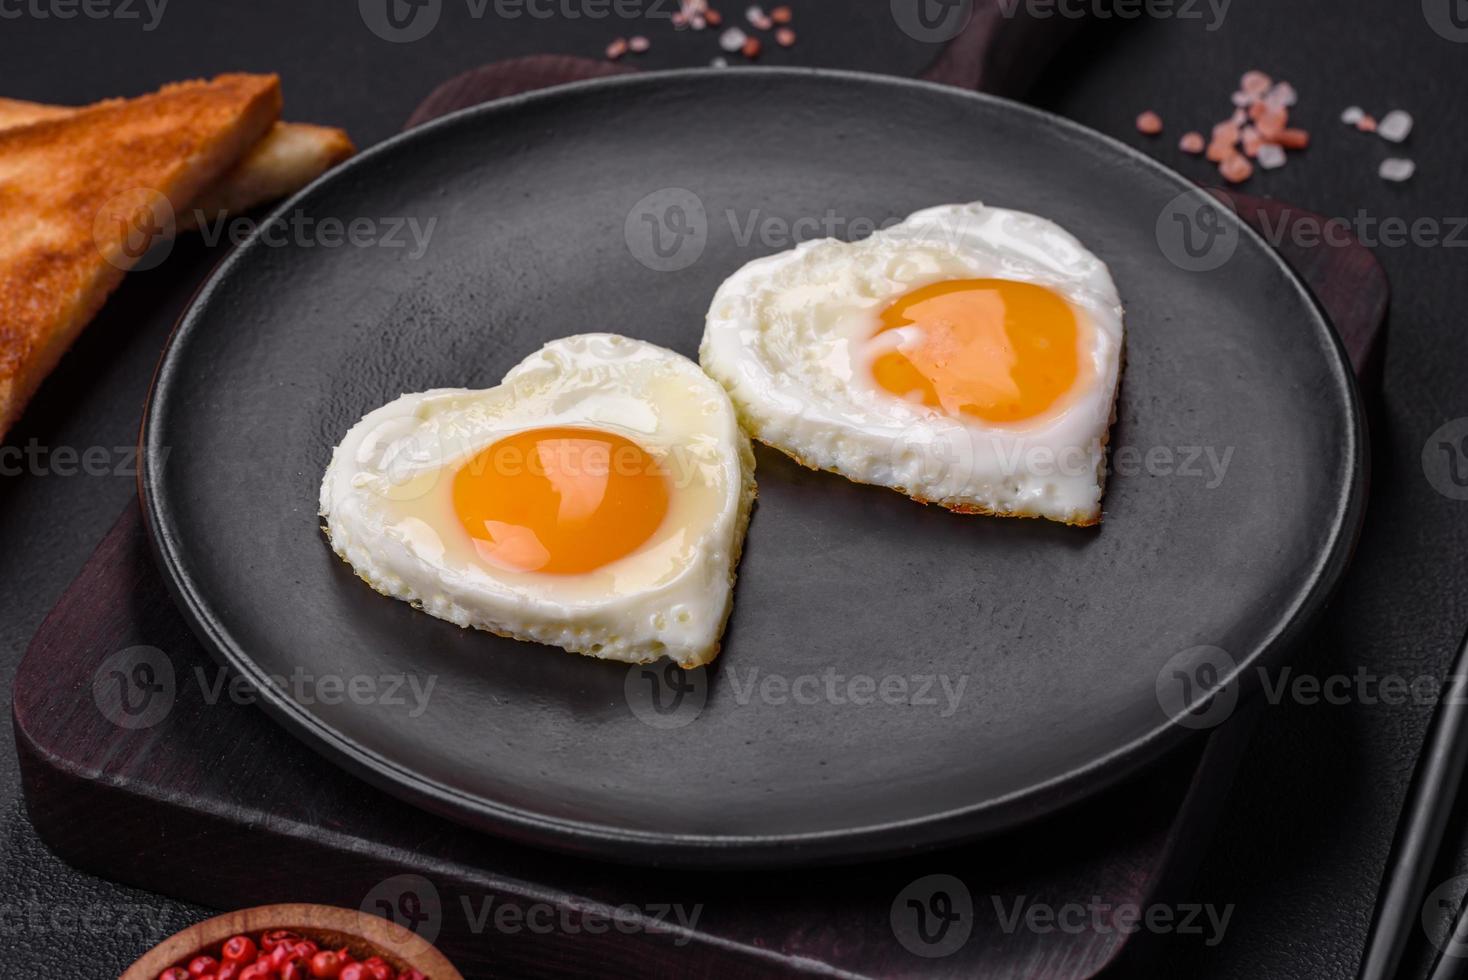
[120,904,463,979]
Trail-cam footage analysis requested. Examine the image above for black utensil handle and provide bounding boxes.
[1428,900,1468,980]
[1358,630,1468,980]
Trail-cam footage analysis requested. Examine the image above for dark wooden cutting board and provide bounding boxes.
[11,11,1387,979]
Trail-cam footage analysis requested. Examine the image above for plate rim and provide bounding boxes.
[140,65,1369,868]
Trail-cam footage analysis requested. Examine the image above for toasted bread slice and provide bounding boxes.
[0,98,354,229]
[0,98,73,128]
[180,122,355,228]
[0,74,282,440]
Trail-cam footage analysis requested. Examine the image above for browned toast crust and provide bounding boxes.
[0,100,355,230]
[0,74,282,439]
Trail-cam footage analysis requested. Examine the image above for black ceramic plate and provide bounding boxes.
[142,69,1364,868]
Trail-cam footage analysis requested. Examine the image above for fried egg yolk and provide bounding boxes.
[870,278,1085,424]
[452,427,670,575]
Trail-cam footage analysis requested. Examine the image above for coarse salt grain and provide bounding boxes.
[719,26,746,50]
[1276,128,1310,150]
[1220,153,1254,183]
[1136,110,1163,135]
[1265,82,1297,107]
[1379,157,1415,182]
[1378,109,1413,143]
[1340,106,1364,124]
[1356,114,1377,133]
[1179,131,1205,154]
[1240,70,1272,95]
[775,27,795,46]
[746,4,771,29]
[629,35,650,52]
[771,5,792,23]
[1257,144,1286,170]
[1241,126,1262,157]
[605,37,628,59]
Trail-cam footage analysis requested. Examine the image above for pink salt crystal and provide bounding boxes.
[1276,128,1310,150]
[1136,110,1163,135]
[1240,70,1272,96]
[1179,131,1205,154]
[1256,144,1286,170]
[1219,152,1254,183]
[1241,126,1262,157]
[1265,81,1297,107]
[605,37,628,59]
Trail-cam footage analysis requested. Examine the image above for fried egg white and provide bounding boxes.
[320,334,756,667]
[699,201,1124,525]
